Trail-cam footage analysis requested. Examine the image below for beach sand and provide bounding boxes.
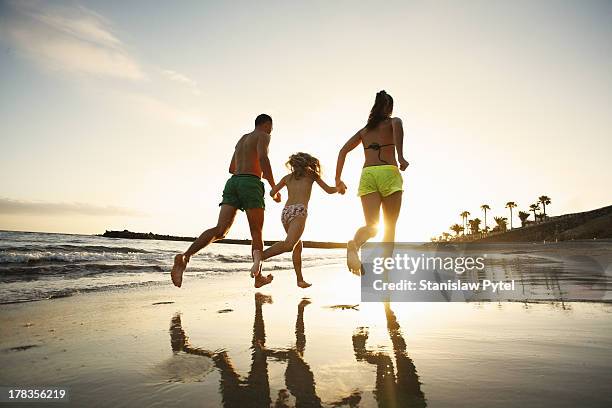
[1,264,611,407]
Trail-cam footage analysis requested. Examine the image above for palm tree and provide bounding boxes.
[538,195,551,218]
[450,224,463,237]
[529,203,540,222]
[469,218,482,235]
[518,211,530,227]
[460,211,470,235]
[505,202,517,229]
[480,204,490,233]
[494,216,508,232]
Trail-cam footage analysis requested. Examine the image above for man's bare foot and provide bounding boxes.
[254,274,274,288]
[250,259,262,278]
[171,253,187,287]
[297,281,312,288]
[347,240,362,275]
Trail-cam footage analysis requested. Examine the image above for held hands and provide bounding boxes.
[269,190,281,203]
[399,157,409,171]
[335,179,347,195]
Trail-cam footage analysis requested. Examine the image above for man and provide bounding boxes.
[171,114,280,288]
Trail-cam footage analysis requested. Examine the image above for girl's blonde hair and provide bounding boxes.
[286,152,321,180]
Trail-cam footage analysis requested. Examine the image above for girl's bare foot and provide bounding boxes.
[347,240,362,275]
[171,253,187,287]
[254,274,274,288]
[297,281,312,288]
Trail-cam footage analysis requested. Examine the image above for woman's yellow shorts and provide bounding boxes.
[357,165,403,197]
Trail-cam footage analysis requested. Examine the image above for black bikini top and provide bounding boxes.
[365,142,394,163]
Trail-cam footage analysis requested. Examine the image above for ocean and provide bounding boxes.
[0,230,344,304]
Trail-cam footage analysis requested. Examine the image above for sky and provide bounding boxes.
[1,0,611,242]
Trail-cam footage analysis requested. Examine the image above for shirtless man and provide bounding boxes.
[171,114,280,288]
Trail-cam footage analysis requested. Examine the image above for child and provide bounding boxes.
[252,152,342,287]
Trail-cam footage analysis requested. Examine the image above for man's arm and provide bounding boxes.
[257,132,276,188]
[392,117,409,171]
[228,150,236,174]
[335,130,362,193]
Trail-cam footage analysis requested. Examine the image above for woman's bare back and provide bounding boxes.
[360,118,398,167]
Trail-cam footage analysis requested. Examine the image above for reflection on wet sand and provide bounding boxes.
[170,295,426,407]
[353,302,426,408]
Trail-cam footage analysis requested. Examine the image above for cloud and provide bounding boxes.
[0,1,144,80]
[0,198,142,217]
[112,90,206,127]
[0,1,205,127]
[161,69,201,94]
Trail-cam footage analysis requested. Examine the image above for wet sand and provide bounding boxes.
[1,265,611,407]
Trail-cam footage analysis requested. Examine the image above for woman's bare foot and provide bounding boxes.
[297,281,312,288]
[254,274,274,288]
[347,240,362,275]
[171,253,188,287]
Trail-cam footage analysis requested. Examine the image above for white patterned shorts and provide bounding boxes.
[281,204,308,229]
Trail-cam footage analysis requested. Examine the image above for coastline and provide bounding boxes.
[100,229,347,249]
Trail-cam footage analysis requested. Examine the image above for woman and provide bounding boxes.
[335,90,409,274]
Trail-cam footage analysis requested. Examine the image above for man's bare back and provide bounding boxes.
[232,130,270,176]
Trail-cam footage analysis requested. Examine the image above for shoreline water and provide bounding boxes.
[1,265,611,407]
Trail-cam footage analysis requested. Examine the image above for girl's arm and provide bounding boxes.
[335,130,362,192]
[269,175,287,197]
[315,177,340,194]
[391,117,409,171]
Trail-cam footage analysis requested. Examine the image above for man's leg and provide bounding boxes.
[347,193,382,274]
[171,204,237,287]
[246,208,273,287]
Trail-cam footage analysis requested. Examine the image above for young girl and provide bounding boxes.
[252,152,341,287]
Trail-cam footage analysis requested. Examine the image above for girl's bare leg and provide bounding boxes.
[261,217,306,260]
[292,240,311,288]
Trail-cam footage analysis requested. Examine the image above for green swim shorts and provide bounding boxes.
[219,174,265,211]
[357,165,403,197]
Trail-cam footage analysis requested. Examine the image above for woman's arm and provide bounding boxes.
[391,117,409,171]
[315,178,340,194]
[335,130,362,192]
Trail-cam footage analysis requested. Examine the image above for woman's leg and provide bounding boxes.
[381,191,402,243]
[347,193,382,274]
[380,192,403,273]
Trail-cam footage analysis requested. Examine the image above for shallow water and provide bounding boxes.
[1,266,611,408]
[0,230,344,303]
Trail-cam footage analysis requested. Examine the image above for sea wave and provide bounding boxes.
[0,244,153,254]
[0,231,344,304]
